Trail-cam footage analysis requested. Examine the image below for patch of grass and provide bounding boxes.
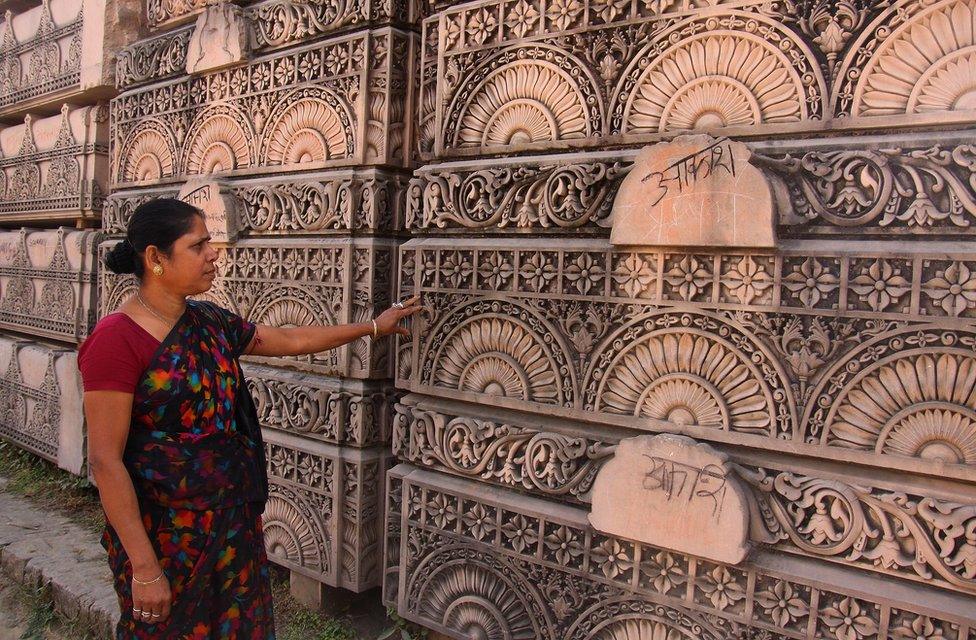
[270,566,357,640]
[0,440,104,534]
[0,577,97,640]
[378,608,428,640]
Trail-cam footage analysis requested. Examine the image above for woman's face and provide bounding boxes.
[151,215,218,295]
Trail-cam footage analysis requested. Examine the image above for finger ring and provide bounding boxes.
[151,613,161,618]
[392,301,404,309]
[133,608,142,614]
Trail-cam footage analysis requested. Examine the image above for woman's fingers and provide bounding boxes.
[399,304,423,319]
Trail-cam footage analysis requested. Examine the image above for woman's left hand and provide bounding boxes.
[374,295,423,337]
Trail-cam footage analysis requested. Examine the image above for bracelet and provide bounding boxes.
[132,571,164,586]
[370,318,378,340]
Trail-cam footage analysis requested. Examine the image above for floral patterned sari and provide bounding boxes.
[101,300,275,639]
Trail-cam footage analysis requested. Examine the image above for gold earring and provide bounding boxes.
[152,264,163,276]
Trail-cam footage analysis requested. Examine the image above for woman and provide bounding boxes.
[78,198,420,639]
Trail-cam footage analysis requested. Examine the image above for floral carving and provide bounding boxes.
[622,33,809,133]
[457,60,588,147]
[263,91,352,165]
[595,329,779,435]
[923,261,976,316]
[184,108,254,174]
[823,350,976,464]
[783,257,840,308]
[818,595,878,640]
[412,557,545,640]
[851,0,976,116]
[119,122,176,183]
[433,316,561,402]
[407,162,626,230]
[849,259,911,312]
[393,403,612,500]
[761,145,976,229]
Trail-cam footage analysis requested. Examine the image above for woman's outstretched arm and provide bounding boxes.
[245,295,422,358]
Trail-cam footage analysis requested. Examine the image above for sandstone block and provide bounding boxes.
[588,434,751,564]
[0,336,84,475]
[0,227,100,343]
[610,135,776,248]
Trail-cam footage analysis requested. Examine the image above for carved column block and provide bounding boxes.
[419,0,976,160]
[0,0,141,119]
[0,227,100,343]
[244,363,395,448]
[0,335,83,474]
[105,168,411,235]
[0,104,108,225]
[111,26,418,187]
[264,429,389,592]
[145,0,414,36]
[393,396,976,599]
[99,237,396,379]
[388,463,976,640]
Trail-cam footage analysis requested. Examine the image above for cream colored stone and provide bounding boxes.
[0,336,83,475]
[178,178,239,244]
[185,3,247,75]
[610,135,775,248]
[588,434,750,564]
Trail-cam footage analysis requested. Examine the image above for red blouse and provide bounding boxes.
[78,313,160,393]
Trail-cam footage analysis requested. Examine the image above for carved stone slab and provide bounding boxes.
[0,336,83,475]
[264,429,389,592]
[184,3,248,75]
[0,227,100,343]
[0,105,108,224]
[610,135,775,248]
[588,434,750,564]
[178,178,239,244]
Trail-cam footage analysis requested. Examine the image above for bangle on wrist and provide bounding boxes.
[370,318,378,340]
[132,571,164,586]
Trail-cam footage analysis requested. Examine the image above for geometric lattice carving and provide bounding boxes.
[265,432,388,592]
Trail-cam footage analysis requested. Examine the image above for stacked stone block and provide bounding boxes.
[0,0,139,477]
[106,0,418,596]
[384,1,976,638]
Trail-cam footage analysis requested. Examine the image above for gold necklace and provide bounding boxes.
[136,292,180,325]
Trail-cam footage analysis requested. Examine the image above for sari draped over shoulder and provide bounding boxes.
[101,301,275,640]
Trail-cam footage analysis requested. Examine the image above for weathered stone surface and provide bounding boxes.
[184,3,247,76]
[0,0,141,119]
[588,434,750,564]
[386,464,976,640]
[0,105,107,225]
[0,228,100,343]
[178,178,239,244]
[610,135,775,248]
[0,336,83,475]
[264,429,388,592]
[0,480,119,637]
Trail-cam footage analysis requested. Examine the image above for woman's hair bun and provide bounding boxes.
[104,240,138,274]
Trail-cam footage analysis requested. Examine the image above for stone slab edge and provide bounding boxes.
[0,476,119,639]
